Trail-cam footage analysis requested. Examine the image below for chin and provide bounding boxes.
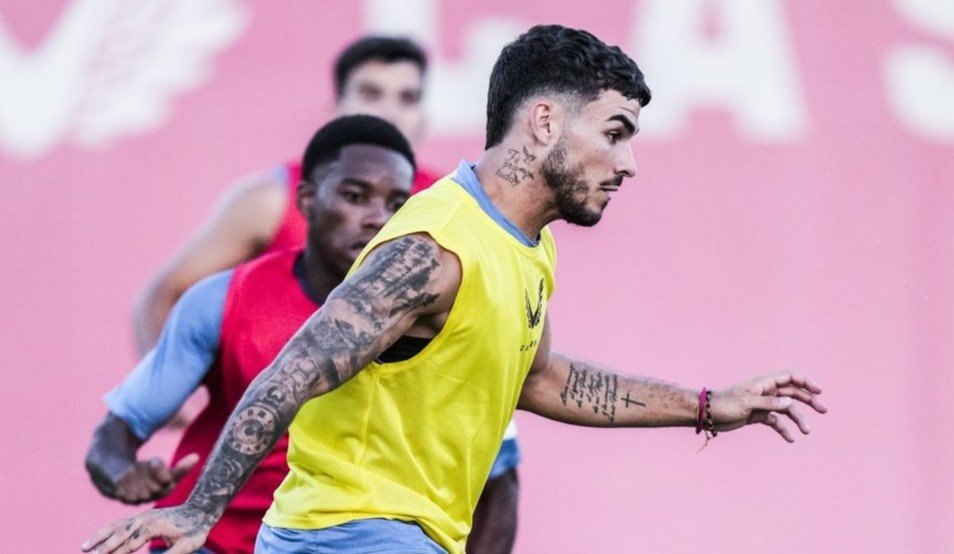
[560,198,607,227]
[562,209,603,227]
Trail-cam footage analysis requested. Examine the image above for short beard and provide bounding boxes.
[541,141,602,227]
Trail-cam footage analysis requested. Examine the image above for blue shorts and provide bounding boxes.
[255,519,447,553]
[488,437,520,480]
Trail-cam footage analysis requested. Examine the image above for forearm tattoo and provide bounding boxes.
[496,147,537,185]
[181,235,442,524]
[559,363,645,424]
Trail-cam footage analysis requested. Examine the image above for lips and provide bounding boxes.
[599,177,623,193]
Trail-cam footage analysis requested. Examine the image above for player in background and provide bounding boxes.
[87,115,416,554]
[133,36,435,354]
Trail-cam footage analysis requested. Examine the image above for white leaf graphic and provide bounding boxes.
[0,0,247,159]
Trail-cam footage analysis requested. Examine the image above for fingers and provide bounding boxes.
[766,371,823,395]
[144,477,165,496]
[776,385,828,414]
[749,395,793,412]
[147,457,174,485]
[146,454,200,501]
[96,525,149,554]
[82,512,167,554]
[116,480,153,505]
[749,394,816,435]
[80,518,141,554]
[82,507,207,554]
[718,371,825,442]
[751,412,795,443]
[115,464,165,504]
[780,405,811,435]
[81,521,120,552]
[171,453,200,482]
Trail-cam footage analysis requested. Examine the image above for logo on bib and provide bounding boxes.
[524,278,544,329]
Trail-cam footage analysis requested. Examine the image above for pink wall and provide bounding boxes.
[1,2,951,552]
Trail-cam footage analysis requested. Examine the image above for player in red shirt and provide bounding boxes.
[86,116,421,553]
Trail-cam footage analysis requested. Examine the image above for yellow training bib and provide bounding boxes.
[264,175,556,554]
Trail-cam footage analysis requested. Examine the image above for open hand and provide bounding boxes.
[711,372,827,442]
[80,504,211,554]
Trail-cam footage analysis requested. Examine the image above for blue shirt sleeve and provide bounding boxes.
[104,270,233,440]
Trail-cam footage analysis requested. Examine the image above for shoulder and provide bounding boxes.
[198,165,292,252]
[350,234,461,317]
[220,167,289,220]
[358,234,459,282]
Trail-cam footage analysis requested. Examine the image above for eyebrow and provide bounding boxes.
[608,115,637,136]
[339,177,373,189]
[340,177,410,197]
[355,82,383,92]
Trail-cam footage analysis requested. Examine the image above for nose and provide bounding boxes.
[617,144,637,179]
[363,100,402,128]
[363,199,391,230]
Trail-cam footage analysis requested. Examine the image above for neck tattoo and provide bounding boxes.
[495,146,538,186]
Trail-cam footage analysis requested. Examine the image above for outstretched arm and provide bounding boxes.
[83,235,461,554]
[86,272,229,504]
[519,317,826,440]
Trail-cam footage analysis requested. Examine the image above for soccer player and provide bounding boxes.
[86,115,416,553]
[126,35,519,552]
[132,36,435,354]
[83,25,827,554]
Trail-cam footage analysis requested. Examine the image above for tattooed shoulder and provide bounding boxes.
[339,234,457,326]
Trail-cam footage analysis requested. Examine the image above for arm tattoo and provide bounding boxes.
[180,235,443,524]
[496,147,537,185]
[559,363,644,424]
[343,236,440,327]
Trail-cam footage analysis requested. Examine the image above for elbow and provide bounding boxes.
[515,385,541,414]
[132,275,183,353]
[134,274,181,318]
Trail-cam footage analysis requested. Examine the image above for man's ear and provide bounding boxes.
[296,179,317,219]
[527,99,565,147]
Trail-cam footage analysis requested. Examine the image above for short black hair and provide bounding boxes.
[334,36,428,99]
[301,115,416,182]
[485,25,652,149]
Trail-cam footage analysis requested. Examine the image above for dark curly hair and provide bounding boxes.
[301,115,416,182]
[334,36,428,100]
[485,25,651,149]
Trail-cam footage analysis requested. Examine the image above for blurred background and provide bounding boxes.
[1,0,952,552]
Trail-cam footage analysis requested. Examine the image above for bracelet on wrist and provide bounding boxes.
[695,387,717,449]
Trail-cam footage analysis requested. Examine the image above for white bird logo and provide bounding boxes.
[0,0,247,158]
